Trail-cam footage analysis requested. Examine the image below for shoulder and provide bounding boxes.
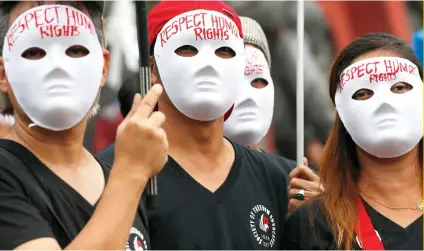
[0,141,30,188]
[95,144,115,165]
[231,140,290,186]
[283,199,335,249]
[266,153,297,174]
[233,141,289,174]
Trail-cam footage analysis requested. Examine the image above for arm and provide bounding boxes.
[11,160,147,250]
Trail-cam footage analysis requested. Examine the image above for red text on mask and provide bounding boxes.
[7,6,95,51]
[194,14,239,42]
[245,64,264,76]
[159,12,207,47]
[339,59,419,90]
[159,13,240,47]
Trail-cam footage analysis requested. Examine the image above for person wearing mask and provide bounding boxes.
[0,1,168,250]
[98,1,291,249]
[283,32,423,250]
[224,16,323,213]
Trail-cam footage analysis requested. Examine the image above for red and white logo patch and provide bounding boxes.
[126,227,148,251]
[249,205,276,248]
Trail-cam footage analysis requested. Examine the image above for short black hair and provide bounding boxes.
[118,73,138,117]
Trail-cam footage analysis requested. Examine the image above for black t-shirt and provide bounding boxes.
[0,139,149,250]
[282,199,423,250]
[266,152,297,176]
[97,140,292,249]
[147,140,289,249]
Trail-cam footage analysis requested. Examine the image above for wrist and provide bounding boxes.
[110,159,150,190]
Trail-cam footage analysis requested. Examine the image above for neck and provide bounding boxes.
[160,103,225,158]
[357,145,423,206]
[6,114,88,167]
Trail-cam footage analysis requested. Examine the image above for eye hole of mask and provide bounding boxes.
[351,82,413,101]
[21,47,46,60]
[215,46,235,59]
[251,78,268,89]
[390,82,413,94]
[175,45,198,57]
[352,88,374,101]
[65,45,90,58]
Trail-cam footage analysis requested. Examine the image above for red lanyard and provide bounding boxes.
[354,198,385,250]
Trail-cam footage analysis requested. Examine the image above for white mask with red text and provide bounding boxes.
[335,57,423,158]
[154,9,244,121]
[224,46,274,146]
[2,5,104,131]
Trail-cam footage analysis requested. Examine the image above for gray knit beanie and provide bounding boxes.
[240,16,271,68]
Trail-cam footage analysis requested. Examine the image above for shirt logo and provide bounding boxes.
[249,204,276,248]
[126,227,148,251]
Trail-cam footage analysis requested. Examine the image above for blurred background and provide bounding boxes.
[81,1,422,168]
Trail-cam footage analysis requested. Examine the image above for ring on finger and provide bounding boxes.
[295,189,305,201]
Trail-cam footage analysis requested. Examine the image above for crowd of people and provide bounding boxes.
[0,1,422,250]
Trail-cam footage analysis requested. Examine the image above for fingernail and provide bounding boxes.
[152,84,163,93]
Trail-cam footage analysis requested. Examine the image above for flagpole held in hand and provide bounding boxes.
[134,0,158,208]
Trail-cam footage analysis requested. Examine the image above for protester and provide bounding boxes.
[223,16,323,213]
[98,1,291,249]
[0,1,168,250]
[283,32,423,250]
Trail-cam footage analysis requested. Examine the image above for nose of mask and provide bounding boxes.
[373,102,398,116]
[194,65,220,78]
[44,68,73,81]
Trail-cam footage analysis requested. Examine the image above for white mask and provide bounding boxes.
[335,57,423,158]
[224,46,274,146]
[3,5,104,131]
[154,9,245,121]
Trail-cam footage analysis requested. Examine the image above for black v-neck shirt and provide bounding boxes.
[0,140,149,250]
[282,198,423,250]
[96,140,294,250]
[143,140,289,249]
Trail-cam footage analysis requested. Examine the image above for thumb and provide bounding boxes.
[303,157,308,167]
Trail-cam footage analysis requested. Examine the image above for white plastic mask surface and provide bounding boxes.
[154,9,245,121]
[224,46,274,146]
[3,5,104,131]
[335,57,423,158]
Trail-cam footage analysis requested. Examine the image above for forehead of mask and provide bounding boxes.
[244,46,272,84]
[154,9,244,58]
[335,56,422,104]
[3,4,101,60]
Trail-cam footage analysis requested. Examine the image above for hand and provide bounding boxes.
[288,157,324,213]
[114,84,168,183]
[307,139,324,167]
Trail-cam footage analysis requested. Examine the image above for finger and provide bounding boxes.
[289,165,319,182]
[155,128,167,142]
[126,94,142,119]
[288,188,318,200]
[303,157,308,167]
[136,84,163,118]
[149,111,166,127]
[288,199,303,213]
[289,177,321,192]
